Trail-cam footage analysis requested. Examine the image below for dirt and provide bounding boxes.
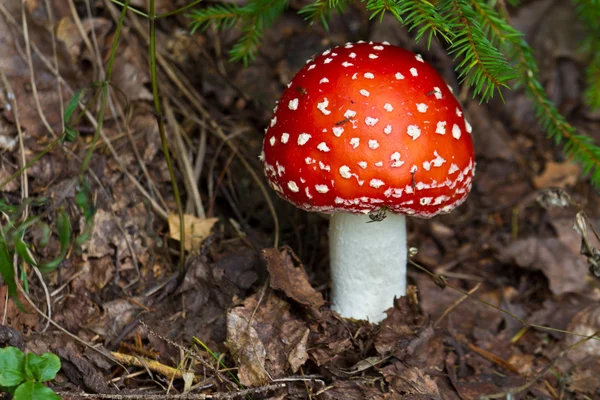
[0,0,600,399]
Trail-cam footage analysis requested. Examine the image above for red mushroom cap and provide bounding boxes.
[261,41,475,217]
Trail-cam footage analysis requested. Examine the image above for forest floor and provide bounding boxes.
[1,0,600,399]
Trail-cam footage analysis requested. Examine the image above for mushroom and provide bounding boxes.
[261,41,475,322]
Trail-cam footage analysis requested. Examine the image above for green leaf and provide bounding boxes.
[74,178,96,246]
[0,238,18,299]
[0,347,25,387]
[63,89,83,123]
[61,89,86,144]
[24,353,60,383]
[13,381,60,400]
[38,209,71,273]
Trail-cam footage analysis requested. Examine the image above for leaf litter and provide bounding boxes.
[0,0,600,399]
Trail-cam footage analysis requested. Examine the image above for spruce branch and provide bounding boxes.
[299,0,346,29]
[189,0,288,65]
[439,0,518,100]
[572,0,600,109]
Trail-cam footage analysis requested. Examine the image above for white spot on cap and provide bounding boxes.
[415,54,424,62]
[368,139,379,149]
[350,138,360,148]
[384,103,393,112]
[317,98,331,115]
[308,64,316,71]
[319,161,330,171]
[323,49,331,56]
[315,184,329,193]
[382,41,390,45]
[333,126,344,137]
[395,72,405,80]
[407,125,421,140]
[324,58,333,64]
[466,120,473,133]
[270,117,277,127]
[342,61,354,67]
[281,133,289,143]
[298,133,311,145]
[317,142,331,152]
[370,179,384,188]
[364,72,375,79]
[344,109,356,119]
[373,45,384,50]
[423,161,431,171]
[417,103,428,113]
[384,125,392,134]
[259,151,265,161]
[277,163,285,176]
[448,163,459,174]
[432,151,446,167]
[305,187,312,198]
[365,117,379,126]
[339,165,352,179]
[358,161,367,169]
[436,121,446,135]
[320,77,329,84]
[420,197,433,206]
[345,43,353,48]
[349,52,356,58]
[456,107,463,117]
[452,124,461,139]
[447,84,454,93]
[375,161,383,167]
[433,87,443,99]
[288,181,299,192]
[288,98,299,110]
[391,152,404,167]
[369,54,378,59]
[269,136,276,146]
[305,157,315,164]
[360,89,370,97]
[352,73,358,80]
[410,68,418,76]
[410,165,418,173]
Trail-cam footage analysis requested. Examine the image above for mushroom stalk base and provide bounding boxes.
[329,212,407,323]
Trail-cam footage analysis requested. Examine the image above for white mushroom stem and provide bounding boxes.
[329,212,407,323]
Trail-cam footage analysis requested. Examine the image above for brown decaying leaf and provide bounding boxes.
[263,247,325,309]
[381,362,441,399]
[533,160,580,189]
[225,290,309,386]
[498,238,589,295]
[168,214,218,251]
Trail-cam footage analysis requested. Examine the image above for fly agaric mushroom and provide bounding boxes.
[261,41,475,322]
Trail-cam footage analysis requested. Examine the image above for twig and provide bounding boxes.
[163,100,206,218]
[434,282,481,327]
[148,0,186,270]
[57,383,287,399]
[110,351,197,383]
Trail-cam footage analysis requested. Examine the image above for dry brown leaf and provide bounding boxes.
[263,247,325,309]
[498,238,588,295]
[381,362,441,399]
[225,313,270,386]
[225,290,309,386]
[168,214,218,251]
[533,160,580,189]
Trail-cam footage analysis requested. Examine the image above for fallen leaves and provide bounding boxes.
[225,290,309,386]
[498,238,589,295]
[168,214,218,251]
[263,247,325,310]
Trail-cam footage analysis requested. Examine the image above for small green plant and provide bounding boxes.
[0,347,61,400]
